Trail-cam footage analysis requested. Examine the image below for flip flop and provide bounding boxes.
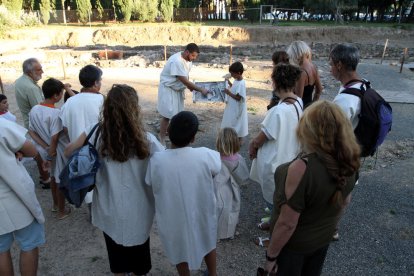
[254,237,270,247]
[58,207,72,220]
[257,221,270,231]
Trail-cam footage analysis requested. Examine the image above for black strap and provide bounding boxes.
[83,123,100,147]
[341,87,363,99]
[282,97,303,121]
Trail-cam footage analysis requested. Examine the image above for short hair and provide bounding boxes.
[329,43,360,71]
[42,78,64,99]
[79,65,103,88]
[168,111,199,147]
[229,61,244,74]
[286,41,312,65]
[22,58,40,74]
[271,63,302,92]
[216,128,240,156]
[0,94,7,102]
[272,51,289,65]
[185,43,200,54]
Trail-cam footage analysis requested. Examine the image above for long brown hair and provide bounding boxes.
[296,100,360,207]
[99,84,150,162]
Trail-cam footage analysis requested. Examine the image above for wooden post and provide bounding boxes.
[400,48,408,73]
[60,55,67,80]
[164,45,167,61]
[380,39,389,64]
[0,75,4,94]
[105,38,109,60]
[229,45,233,65]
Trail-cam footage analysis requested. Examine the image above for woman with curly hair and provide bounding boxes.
[262,100,360,275]
[66,84,164,275]
[249,64,304,236]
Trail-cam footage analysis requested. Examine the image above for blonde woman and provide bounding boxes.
[287,41,323,107]
[263,100,360,275]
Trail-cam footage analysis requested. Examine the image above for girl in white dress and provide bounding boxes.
[214,128,249,240]
[221,61,248,141]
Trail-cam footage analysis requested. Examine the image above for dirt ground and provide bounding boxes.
[1,25,414,275]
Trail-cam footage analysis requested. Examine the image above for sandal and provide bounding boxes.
[254,237,270,247]
[257,221,270,231]
[57,207,72,220]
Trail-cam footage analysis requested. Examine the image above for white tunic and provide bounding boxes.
[59,93,104,142]
[220,79,248,137]
[214,154,249,239]
[157,52,192,119]
[0,118,44,235]
[333,83,362,130]
[145,147,221,270]
[0,111,16,122]
[89,131,164,246]
[250,99,303,204]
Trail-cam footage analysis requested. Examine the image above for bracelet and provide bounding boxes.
[265,250,277,262]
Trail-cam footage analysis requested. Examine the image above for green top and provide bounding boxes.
[270,153,356,253]
[15,74,44,128]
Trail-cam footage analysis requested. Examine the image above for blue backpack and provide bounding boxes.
[341,80,393,157]
[59,124,101,207]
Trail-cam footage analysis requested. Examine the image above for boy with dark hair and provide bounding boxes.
[146,111,221,276]
[79,65,103,88]
[28,78,71,219]
[0,94,16,122]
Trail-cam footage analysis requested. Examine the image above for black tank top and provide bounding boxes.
[302,69,315,108]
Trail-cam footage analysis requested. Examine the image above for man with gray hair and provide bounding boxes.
[15,58,45,128]
[330,43,364,130]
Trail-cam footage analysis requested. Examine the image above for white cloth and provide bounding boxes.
[0,111,16,122]
[213,154,249,239]
[60,93,104,141]
[60,92,104,203]
[90,132,164,246]
[250,99,303,204]
[0,118,44,235]
[29,105,69,182]
[220,79,248,137]
[333,83,362,130]
[157,52,192,119]
[145,147,221,270]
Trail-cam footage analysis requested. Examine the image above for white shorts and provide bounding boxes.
[157,84,185,119]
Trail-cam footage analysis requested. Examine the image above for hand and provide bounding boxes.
[248,141,258,160]
[43,160,51,171]
[15,151,24,161]
[48,147,57,158]
[64,83,72,90]
[200,88,209,96]
[224,88,231,95]
[264,260,278,275]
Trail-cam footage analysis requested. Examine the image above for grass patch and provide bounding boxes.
[247,106,258,115]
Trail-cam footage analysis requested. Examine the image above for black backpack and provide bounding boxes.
[341,79,392,157]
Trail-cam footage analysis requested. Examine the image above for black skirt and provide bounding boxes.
[103,232,151,274]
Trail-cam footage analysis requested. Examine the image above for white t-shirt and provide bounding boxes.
[220,79,248,137]
[250,99,303,204]
[90,131,164,246]
[159,52,192,92]
[60,93,104,142]
[0,111,16,122]
[0,118,44,235]
[333,83,363,130]
[145,147,221,270]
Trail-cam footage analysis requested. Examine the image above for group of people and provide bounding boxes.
[0,41,365,276]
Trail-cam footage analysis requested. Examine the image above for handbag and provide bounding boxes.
[58,124,101,208]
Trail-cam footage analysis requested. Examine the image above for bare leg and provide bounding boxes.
[0,250,14,276]
[159,116,170,145]
[50,178,59,210]
[20,247,39,276]
[176,262,190,276]
[34,154,49,182]
[204,249,217,276]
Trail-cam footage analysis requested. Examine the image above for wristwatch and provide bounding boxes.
[265,250,277,262]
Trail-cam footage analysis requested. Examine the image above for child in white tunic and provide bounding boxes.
[221,61,248,140]
[214,128,249,240]
[146,111,221,275]
[28,78,71,219]
[0,94,16,122]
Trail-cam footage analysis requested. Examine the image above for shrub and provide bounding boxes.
[75,0,92,24]
[39,0,51,24]
[115,0,132,22]
[131,0,157,22]
[159,0,173,22]
[20,10,40,26]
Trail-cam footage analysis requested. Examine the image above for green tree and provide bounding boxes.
[2,0,23,13]
[160,0,173,21]
[115,0,132,22]
[131,0,157,21]
[39,0,50,24]
[75,0,92,24]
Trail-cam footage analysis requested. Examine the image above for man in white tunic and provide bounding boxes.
[146,111,221,275]
[157,43,209,145]
[60,65,104,204]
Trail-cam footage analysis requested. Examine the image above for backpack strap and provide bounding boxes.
[282,97,303,121]
[341,87,364,98]
[83,123,100,147]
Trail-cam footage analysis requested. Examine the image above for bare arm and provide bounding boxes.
[265,159,306,273]
[28,130,49,149]
[64,83,75,97]
[48,132,60,158]
[176,76,208,95]
[294,71,306,98]
[19,140,38,157]
[248,131,268,160]
[64,132,87,157]
[312,67,323,101]
[224,88,242,101]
